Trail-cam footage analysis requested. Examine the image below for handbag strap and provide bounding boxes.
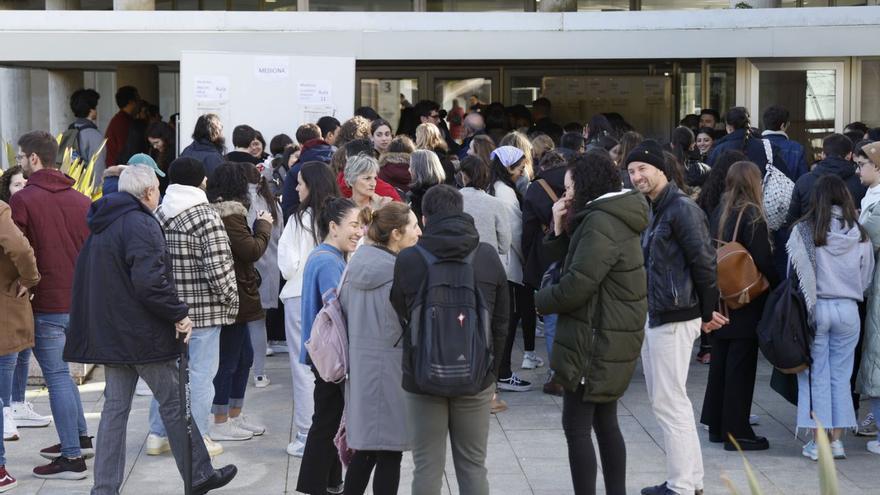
[536,179,559,203]
[762,138,774,168]
[730,207,747,243]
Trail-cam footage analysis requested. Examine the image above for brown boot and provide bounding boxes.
[542,381,564,397]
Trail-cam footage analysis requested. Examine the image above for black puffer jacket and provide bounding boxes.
[643,183,718,327]
[786,156,866,225]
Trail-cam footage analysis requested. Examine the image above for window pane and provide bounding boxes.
[640,0,727,10]
[860,60,880,127]
[360,78,419,133]
[434,78,491,115]
[678,65,701,122]
[427,0,524,11]
[80,0,113,9]
[230,0,259,9]
[263,0,297,10]
[578,0,629,10]
[311,0,412,10]
[201,0,227,10]
[759,69,836,162]
[707,61,735,119]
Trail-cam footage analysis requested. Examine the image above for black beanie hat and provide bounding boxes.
[625,139,666,173]
[168,157,206,187]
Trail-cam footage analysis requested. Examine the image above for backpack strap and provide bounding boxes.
[762,138,774,167]
[730,208,747,243]
[536,179,559,203]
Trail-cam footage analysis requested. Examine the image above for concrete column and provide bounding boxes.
[29,70,51,134]
[117,64,159,107]
[0,68,32,168]
[538,0,577,12]
[113,0,155,10]
[48,70,84,136]
[84,71,118,132]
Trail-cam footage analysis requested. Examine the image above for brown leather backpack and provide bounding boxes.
[716,208,769,311]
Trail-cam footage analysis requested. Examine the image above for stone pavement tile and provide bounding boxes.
[445,473,533,495]
[763,468,865,495]
[495,389,558,407]
[518,456,574,492]
[495,405,564,431]
[507,429,567,459]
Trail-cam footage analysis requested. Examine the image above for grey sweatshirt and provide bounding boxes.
[816,209,875,301]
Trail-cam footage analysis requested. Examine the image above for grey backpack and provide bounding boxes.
[407,246,493,397]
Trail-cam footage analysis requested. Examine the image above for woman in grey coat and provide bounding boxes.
[458,155,511,263]
[244,165,283,387]
[340,202,422,494]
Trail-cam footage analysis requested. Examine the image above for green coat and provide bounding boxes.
[535,190,649,403]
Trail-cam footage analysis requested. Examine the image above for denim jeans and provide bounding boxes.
[0,353,18,466]
[12,348,31,403]
[150,326,221,438]
[33,313,88,458]
[797,298,861,429]
[212,322,253,415]
[247,318,268,378]
[544,313,558,359]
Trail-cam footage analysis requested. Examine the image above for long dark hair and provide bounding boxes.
[586,114,614,141]
[296,162,341,245]
[489,155,523,204]
[0,165,24,203]
[206,162,250,208]
[565,151,621,234]
[800,175,867,247]
[696,150,748,214]
[670,126,695,165]
[317,197,358,242]
[717,161,767,240]
[146,121,176,171]
[240,162,279,226]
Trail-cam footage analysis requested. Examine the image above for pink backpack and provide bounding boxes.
[304,264,350,384]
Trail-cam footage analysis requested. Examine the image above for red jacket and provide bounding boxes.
[9,169,91,314]
[336,172,402,202]
[104,110,133,166]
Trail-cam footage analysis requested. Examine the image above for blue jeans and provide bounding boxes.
[797,299,861,429]
[149,326,220,438]
[212,323,253,415]
[33,313,88,458]
[544,313,557,359]
[0,353,18,466]
[12,348,32,403]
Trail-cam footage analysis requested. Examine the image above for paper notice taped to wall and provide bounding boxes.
[301,104,336,126]
[297,80,332,105]
[195,76,230,102]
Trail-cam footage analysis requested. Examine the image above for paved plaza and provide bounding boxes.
[4,341,879,495]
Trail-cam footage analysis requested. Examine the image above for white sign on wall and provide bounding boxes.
[194,76,230,102]
[254,56,290,81]
[297,80,332,104]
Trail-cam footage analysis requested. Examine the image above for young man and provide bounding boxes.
[626,140,725,495]
[698,108,720,130]
[225,125,263,166]
[391,185,509,495]
[65,165,237,495]
[66,88,107,182]
[147,157,239,457]
[280,123,334,221]
[761,105,809,180]
[104,85,140,166]
[10,131,93,480]
[316,116,341,147]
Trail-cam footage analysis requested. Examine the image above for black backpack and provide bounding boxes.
[756,271,813,374]
[407,245,493,397]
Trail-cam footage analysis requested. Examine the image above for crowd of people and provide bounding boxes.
[0,84,880,495]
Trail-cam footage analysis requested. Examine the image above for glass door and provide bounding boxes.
[749,60,846,162]
[357,71,424,134]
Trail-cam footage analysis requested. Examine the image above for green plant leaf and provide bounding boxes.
[728,435,764,494]
[813,419,840,495]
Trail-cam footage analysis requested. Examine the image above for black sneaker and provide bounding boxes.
[641,482,678,495]
[33,456,87,480]
[193,464,237,495]
[39,435,94,460]
[497,373,532,392]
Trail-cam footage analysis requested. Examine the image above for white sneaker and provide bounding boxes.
[830,439,846,459]
[867,440,880,455]
[749,414,760,425]
[802,439,818,461]
[286,434,307,457]
[209,421,253,441]
[146,434,170,455]
[203,435,224,457]
[521,352,544,370]
[3,407,19,441]
[135,378,153,397]
[268,341,289,354]
[254,375,270,388]
[230,414,265,436]
[265,347,275,357]
[857,412,877,437]
[10,401,51,428]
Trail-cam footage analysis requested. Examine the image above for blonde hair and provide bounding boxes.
[530,134,555,164]
[415,123,447,153]
[500,131,534,181]
[409,149,446,189]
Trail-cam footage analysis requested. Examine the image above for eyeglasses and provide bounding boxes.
[15,153,28,164]
[429,113,440,120]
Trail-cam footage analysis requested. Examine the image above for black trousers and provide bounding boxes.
[343,450,403,495]
[561,388,626,495]
[499,282,537,378]
[296,368,344,494]
[852,299,867,413]
[700,337,759,440]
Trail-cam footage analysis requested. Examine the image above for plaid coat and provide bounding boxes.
[155,200,238,329]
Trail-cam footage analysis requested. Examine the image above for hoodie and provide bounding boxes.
[9,168,91,313]
[66,192,188,365]
[815,208,874,302]
[788,156,867,224]
[390,212,510,395]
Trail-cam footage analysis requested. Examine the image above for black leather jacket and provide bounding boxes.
[642,183,718,327]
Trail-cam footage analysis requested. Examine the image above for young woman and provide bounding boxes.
[344,154,392,211]
[340,202,421,495]
[415,123,455,185]
[788,175,874,461]
[669,126,710,190]
[459,155,511,260]
[696,127,716,162]
[535,151,648,495]
[530,133,555,165]
[407,149,446,226]
[500,131,535,196]
[296,197,364,495]
[700,161,778,452]
[468,134,496,166]
[584,114,614,150]
[206,162,272,442]
[146,121,176,175]
[490,145,541,392]
[371,118,393,155]
[856,140,880,454]
[277,162,340,457]
[242,164,283,388]
[0,166,26,203]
